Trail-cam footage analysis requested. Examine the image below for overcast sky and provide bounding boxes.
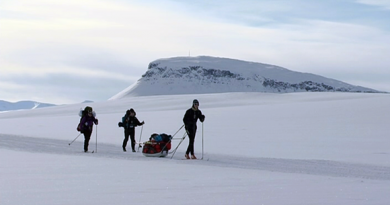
[1,0,389,104]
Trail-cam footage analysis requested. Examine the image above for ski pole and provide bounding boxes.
[201,122,204,160]
[69,133,82,145]
[137,125,144,152]
[95,125,98,153]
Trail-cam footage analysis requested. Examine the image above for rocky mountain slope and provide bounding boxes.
[110,56,379,99]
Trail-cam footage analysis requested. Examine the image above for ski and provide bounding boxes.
[181,158,208,161]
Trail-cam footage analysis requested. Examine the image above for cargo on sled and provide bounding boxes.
[142,133,172,157]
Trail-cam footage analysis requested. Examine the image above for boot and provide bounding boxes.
[185,154,190,159]
[191,155,197,159]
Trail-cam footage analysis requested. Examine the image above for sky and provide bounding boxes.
[0,92,390,204]
[1,0,390,104]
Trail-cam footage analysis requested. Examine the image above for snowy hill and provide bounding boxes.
[0,100,56,112]
[110,56,380,99]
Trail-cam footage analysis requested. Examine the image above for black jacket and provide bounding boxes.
[122,115,142,130]
[183,107,205,128]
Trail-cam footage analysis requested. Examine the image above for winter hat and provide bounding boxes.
[128,108,136,116]
[193,99,199,105]
[80,106,96,117]
[84,106,93,113]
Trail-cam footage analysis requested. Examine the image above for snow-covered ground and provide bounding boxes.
[1,92,389,205]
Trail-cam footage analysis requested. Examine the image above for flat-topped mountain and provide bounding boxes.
[110,56,379,99]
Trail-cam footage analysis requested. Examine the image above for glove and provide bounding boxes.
[141,121,145,125]
[95,119,99,125]
[200,115,205,122]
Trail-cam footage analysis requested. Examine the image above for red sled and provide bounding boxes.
[142,133,172,157]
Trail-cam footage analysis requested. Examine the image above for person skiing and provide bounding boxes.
[183,99,205,159]
[122,108,144,152]
[79,106,98,152]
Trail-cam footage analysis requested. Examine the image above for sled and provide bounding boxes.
[142,149,169,157]
[142,133,172,158]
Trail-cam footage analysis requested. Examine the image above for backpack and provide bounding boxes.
[77,106,94,132]
[77,110,86,132]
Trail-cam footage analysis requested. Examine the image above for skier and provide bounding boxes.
[183,99,205,159]
[79,106,98,152]
[122,108,144,152]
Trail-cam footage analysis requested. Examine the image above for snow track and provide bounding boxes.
[1,134,389,181]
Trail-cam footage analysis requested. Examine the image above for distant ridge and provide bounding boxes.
[110,56,380,99]
[82,100,94,103]
[0,100,56,112]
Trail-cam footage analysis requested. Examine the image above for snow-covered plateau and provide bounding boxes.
[1,92,389,205]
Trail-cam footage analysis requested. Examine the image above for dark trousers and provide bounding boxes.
[123,129,136,151]
[185,126,197,155]
[83,130,92,152]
